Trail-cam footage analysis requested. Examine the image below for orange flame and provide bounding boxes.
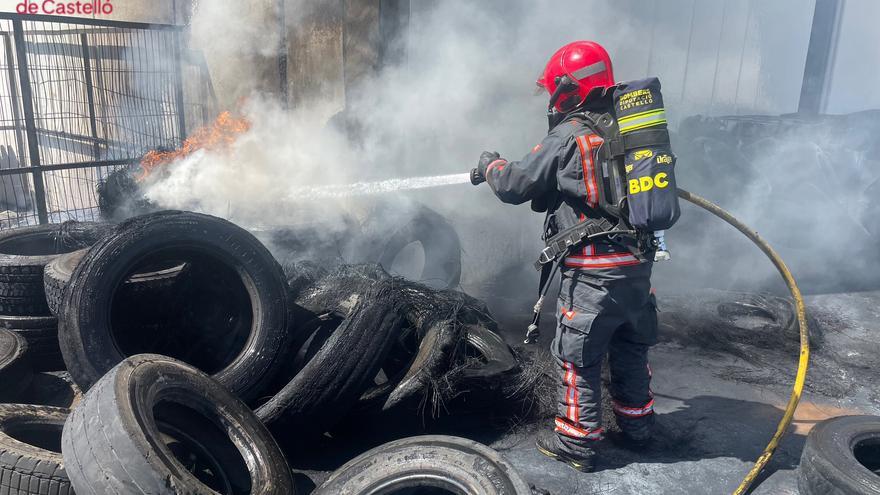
[138,111,251,181]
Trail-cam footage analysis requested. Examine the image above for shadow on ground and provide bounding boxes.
[277,379,807,492]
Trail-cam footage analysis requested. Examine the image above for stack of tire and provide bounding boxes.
[0,221,112,495]
[0,211,530,494]
[0,222,113,372]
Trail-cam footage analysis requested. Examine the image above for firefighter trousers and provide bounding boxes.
[550,264,658,451]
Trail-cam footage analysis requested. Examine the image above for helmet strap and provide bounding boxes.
[547,75,581,130]
[547,75,579,111]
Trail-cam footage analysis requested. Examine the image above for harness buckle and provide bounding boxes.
[537,246,556,266]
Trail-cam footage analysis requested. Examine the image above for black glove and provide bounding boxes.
[471,151,500,186]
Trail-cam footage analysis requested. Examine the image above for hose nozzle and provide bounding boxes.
[470,168,486,186]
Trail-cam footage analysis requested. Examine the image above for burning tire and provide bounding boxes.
[0,404,71,495]
[0,315,63,371]
[798,415,880,495]
[0,222,113,316]
[61,354,295,495]
[0,328,32,401]
[97,165,155,221]
[357,205,462,290]
[57,211,290,403]
[256,279,403,435]
[314,435,531,495]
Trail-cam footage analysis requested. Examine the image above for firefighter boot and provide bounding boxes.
[535,429,597,472]
[615,412,655,449]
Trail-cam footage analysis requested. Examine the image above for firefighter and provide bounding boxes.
[474,41,659,472]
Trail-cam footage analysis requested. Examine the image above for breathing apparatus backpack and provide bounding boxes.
[536,77,680,268]
[589,77,681,233]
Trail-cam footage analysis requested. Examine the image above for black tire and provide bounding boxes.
[0,328,32,401]
[0,222,113,316]
[0,404,71,495]
[357,205,462,290]
[0,315,62,372]
[19,371,81,409]
[256,280,403,435]
[44,248,187,317]
[61,354,295,495]
[57,211,290,403]
[42,249,85,318]
[798,415,880,495]
[314,435,531,495]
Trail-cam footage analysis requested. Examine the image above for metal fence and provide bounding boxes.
[0,13,215,228]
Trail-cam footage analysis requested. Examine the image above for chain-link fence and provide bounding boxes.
[0,13,215,228]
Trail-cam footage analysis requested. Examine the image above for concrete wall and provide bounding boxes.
[285,0,345,118]
[190,0,282,108]
[284,0,388,121]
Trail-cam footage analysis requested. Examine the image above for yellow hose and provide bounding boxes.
[676,189,810,495]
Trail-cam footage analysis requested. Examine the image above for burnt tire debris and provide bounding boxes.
[278,262,524,417]
[798,415,880,495]
[256,279,405,435]
[314,435,532,495]
[0,404,71,495]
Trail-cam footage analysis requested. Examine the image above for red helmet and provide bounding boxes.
[537,41,615,113]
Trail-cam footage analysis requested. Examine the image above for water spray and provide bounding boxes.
[287,173,472,200]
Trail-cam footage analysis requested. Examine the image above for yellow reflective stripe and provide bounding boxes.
[620,119,668,134]
[617,108,665,123]
[619,110,667,133]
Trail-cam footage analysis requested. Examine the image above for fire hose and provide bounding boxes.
[676,188,810,495]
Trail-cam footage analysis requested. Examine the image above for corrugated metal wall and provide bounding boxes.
[601,0,816,122]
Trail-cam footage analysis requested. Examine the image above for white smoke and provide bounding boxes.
[141,0,880,297]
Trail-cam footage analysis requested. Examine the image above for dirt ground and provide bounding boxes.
[493,289,880,494]
[285,283,879,494]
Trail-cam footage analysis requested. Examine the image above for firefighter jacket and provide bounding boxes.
[484,100,651,273]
